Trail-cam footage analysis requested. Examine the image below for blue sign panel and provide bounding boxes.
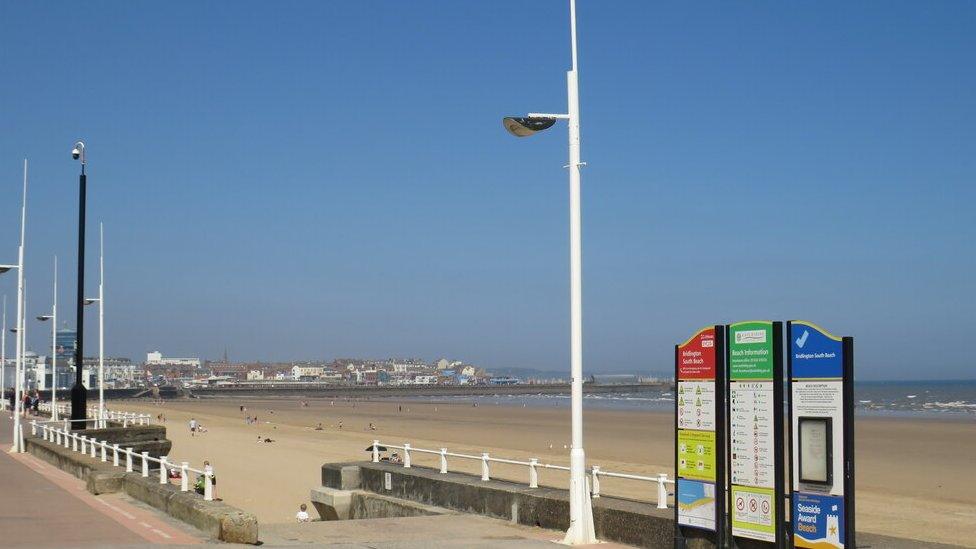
[676,479,716,531]
[791,321,843,379]
[793,492,845,548]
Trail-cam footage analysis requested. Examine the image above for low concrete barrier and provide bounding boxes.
[320,461,686,548]
[25,431,257,544]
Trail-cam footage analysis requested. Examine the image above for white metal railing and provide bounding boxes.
[36,402,152,427]
[31,420,214,501]
[371,440,672,509]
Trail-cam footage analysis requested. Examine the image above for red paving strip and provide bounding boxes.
[0,416,201,546]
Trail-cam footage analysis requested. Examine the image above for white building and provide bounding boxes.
[247,369,265,381]
[292,365,325,380]
[146,351,201,369]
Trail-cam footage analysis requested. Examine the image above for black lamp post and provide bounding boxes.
[69,141,88,427]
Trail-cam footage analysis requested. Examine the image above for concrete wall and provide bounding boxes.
[24,429,257,544]
[320,461,693,549]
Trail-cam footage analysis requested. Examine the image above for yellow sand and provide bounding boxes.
[114,398,976,546]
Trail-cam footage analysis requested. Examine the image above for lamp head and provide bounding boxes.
[84,298,97,306]
[72,141,86,163]
[36,315,52,322]
[503,117,557,137]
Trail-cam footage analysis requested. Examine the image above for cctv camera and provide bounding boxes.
[72,148,81,160]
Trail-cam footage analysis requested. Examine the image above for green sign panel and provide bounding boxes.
[729,321,774,380]
[677,430,716,481]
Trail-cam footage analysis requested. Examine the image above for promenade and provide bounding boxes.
[0,413,203,548]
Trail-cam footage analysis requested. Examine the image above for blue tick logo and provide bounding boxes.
[796,330,810,349]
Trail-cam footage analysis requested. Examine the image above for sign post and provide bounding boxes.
[674,326,726,548]
[787,321,854,549]
[727,321,785,548]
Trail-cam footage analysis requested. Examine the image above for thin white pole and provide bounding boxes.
[11,159,27,453]
[563,0,595,543]
[98,222,104,425]
[2,295,6,406]
[51,256,58,421]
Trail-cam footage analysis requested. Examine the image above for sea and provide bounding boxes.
[402,380,976,418]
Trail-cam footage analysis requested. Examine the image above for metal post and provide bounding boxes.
[141,451,149,477]
[30,420,36,436]
[101,441,107,461]
[481,453,490,481]
[80,435,86,454]
[98,223,104,425]
[72,432,78,452]
[126,448,133,472]
[113,444,120,466]
[11,160,27,453]
[50,257,58,421]
[529,458,539,488]
[204,465,214,501]
[563,1,595,543]
[439,448,448,474]
[70,147,88,428]
[90,438,96,458]
[403,443,411,468]
[160,456,168,484]
[372,440,379,463]
[657,474,668,509]
[591,466,600,498]
[180,462,189,491]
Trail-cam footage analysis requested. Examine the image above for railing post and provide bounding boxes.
[126,448,134,472]
[141,451,149,477]
[204,465,214,501]
[372,440,380,463]
[72,433,79,452]
[481,453,490,481]
[439,448,448,474]
[403,443,411,468]
[90,438,97,458]
[657,473,669,509]
[529,458,539,488]
[591,466,601,498]
[180,462,189,491]
[80,435,86,453]
[113,444,120,467]
[101,441,108,462]
[54,427,61,445]
[30,420,36,436]
[123,417,128,428]
[42,425,48,442]
[63,430,70,449]
[63,418,69,434]
[160,456,168,484]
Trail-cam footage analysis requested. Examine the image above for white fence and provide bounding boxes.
[32,420,215,501]
[36,402,152,427]
[371,440,672,509]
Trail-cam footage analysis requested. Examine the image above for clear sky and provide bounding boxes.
[1,1,973,380]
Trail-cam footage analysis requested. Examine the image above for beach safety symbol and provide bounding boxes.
[736,497,745,511]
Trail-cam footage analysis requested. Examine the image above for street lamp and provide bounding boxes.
[1,295,6,410]
[83,224,104,427]
[501,0,594,543]
[4,159,28,452]
[70,141,89,427]
[36,257,58,421]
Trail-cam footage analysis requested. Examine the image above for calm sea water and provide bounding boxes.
[401,380,976,418]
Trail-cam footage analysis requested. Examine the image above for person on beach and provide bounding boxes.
[368,422,375,431]
[189,418,198,437]
[315,423,323,430]
[296,504,310,522]
[337,419,342,430]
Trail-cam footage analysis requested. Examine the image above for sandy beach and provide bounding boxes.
[114,397,976,546]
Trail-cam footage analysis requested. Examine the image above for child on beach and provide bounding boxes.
[189,418,198,437]
[296,504,310,522]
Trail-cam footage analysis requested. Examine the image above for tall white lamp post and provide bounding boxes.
[36,256,58,421]
[84,223,105,427]
[1,295,6,410]
[501,0,595,543]
[2,159,28,452]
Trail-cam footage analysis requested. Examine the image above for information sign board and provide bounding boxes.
[727,321,784,546]
[789,321,854,549]
[674,326,725,544]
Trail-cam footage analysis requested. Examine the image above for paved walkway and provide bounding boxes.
[0,414,204,548]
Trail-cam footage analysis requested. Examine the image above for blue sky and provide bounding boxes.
[1,1,973,379]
